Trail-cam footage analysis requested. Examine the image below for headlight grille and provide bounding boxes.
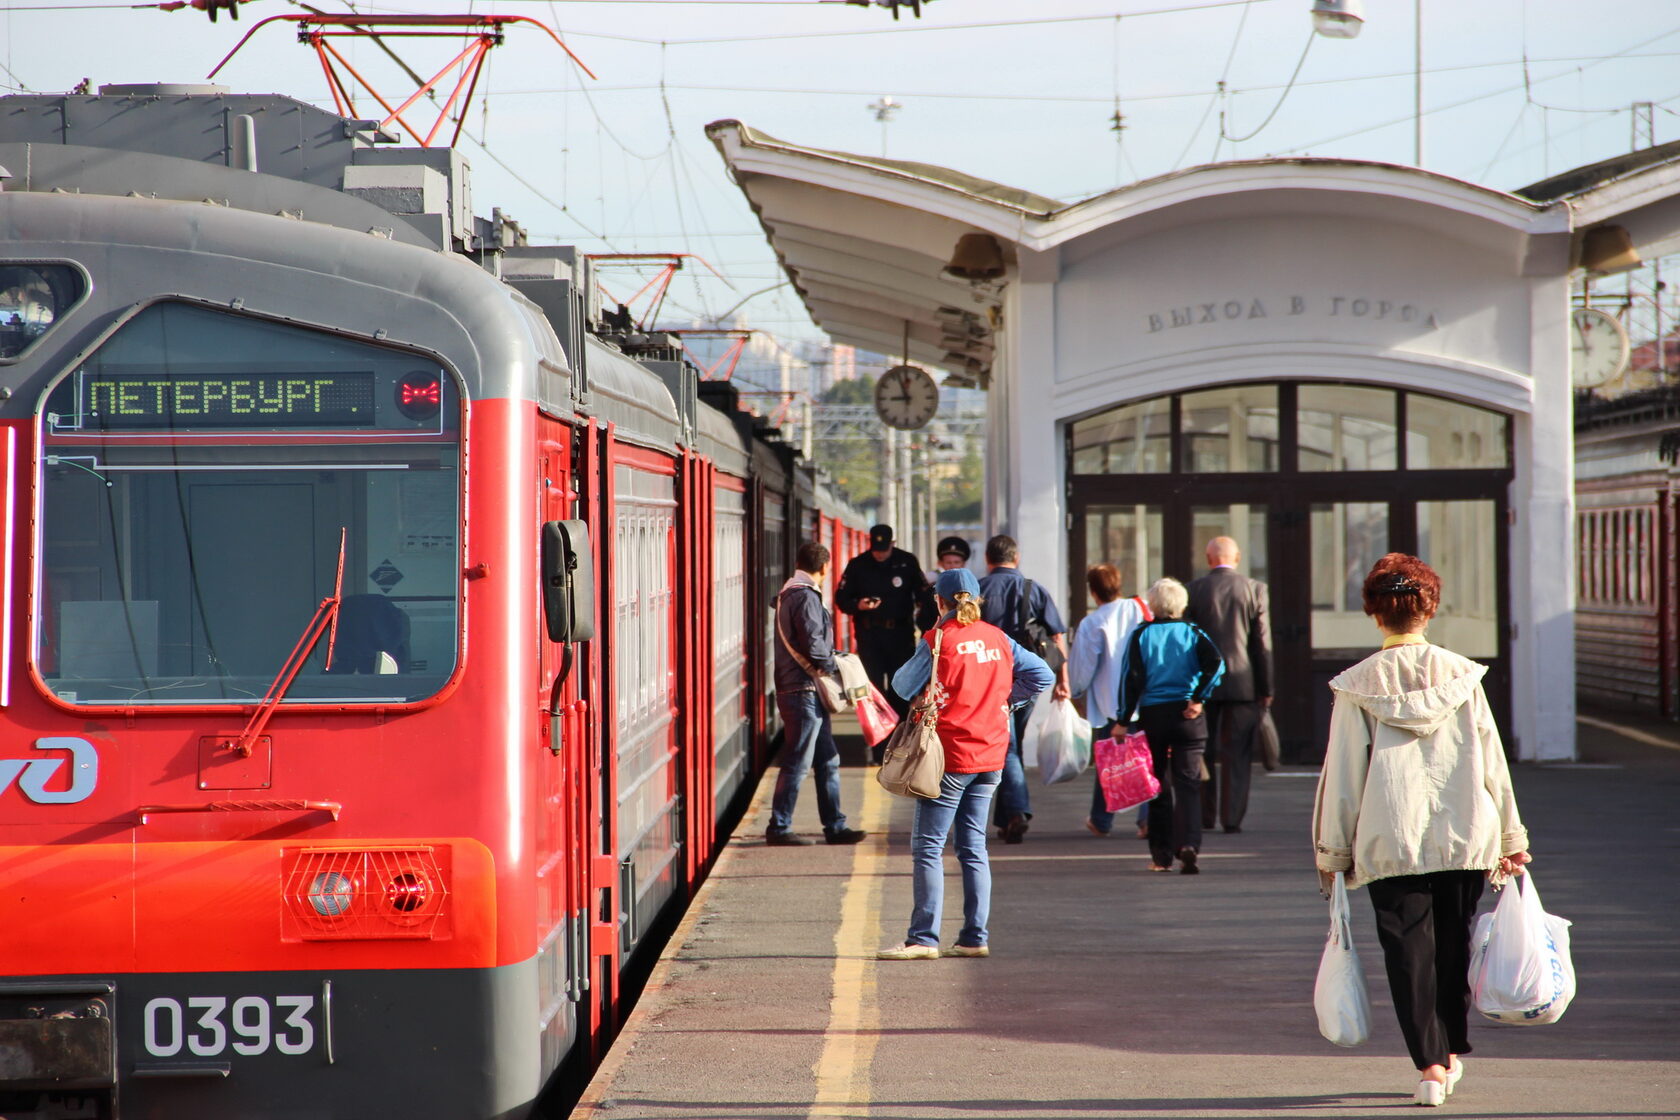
[281,846,451,941]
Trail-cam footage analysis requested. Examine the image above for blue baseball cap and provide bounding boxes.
[935,567,980,601]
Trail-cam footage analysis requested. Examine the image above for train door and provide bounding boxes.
[535,426,582,1075]
[711,475,751,815]
[1068,382,1514,762]
[574,419,616,1061]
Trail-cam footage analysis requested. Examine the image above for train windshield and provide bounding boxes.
[36,302,462,707]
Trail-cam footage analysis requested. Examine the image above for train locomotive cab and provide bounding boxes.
[0,199,572,1119]
[0,83,866,1120]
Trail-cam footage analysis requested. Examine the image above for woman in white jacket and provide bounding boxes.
[1311,553,1531,1108]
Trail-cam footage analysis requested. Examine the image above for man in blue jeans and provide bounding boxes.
[977,534,1071,843]
[767,540,867,846]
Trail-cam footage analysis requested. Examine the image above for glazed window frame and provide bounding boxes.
[32,298,468,712]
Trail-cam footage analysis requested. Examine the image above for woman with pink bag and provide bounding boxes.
[1068,563,1151,836]
[1115,578,1225,874]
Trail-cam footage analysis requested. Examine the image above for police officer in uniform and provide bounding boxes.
[836,525,937,743]
[933,536,972,573]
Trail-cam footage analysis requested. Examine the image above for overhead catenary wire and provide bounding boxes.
[1219,30,1313,145]
[1189,0,1255,168]
[1274,19,1680,159]
[364,51,1680,108]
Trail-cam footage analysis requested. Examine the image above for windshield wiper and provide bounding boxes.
[232,528,347,756]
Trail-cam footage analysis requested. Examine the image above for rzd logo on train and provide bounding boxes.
[0,738,98,804]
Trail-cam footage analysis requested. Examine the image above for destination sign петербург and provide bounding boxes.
[78,372,376,428]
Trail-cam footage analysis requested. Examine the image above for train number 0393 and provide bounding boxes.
[143,995,316,1057]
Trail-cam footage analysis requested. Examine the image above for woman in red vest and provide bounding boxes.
[878,567,1054,960]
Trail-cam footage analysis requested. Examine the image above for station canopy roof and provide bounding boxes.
[707,120,1680,386]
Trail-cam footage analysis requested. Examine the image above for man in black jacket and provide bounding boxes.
[835,524,936,731]
[1185,536,1273,834]
[768,541,867,846]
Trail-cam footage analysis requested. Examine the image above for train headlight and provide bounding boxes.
[0,264,85,360]
[283,846,451,940]
[307,870,356,917]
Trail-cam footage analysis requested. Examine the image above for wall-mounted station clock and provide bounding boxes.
[1570,306,1630,389]
[874,363,939,430]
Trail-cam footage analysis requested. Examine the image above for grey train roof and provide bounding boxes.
[0,189,569,424]
[0,87,720,460]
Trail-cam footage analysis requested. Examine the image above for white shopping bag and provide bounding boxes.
[1035,699,1093,786]
[1314,872,1372,1047]
[1468,870,1575,1025]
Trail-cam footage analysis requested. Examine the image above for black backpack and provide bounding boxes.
[1016,579,1066,675]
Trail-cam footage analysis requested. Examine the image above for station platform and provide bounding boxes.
[576,711,1680,1119]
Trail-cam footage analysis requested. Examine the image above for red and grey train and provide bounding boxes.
[0,84,866,1118]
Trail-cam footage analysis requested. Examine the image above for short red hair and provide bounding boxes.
[1362,553,1441,631]
[1086,563,1122,603]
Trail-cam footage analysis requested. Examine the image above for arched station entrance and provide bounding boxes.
[1067,380,1512,761]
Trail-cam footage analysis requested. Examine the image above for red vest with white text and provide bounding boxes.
[927,618,1015,773]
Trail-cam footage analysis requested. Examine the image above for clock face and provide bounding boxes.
[874,364,939,430]
[1570,307,1629,389]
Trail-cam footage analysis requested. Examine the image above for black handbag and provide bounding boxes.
[876,629,946,799]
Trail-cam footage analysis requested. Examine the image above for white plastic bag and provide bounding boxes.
[1468,870,1575,1025]
[1314,872,1372,1047]
[1035,698,1092,786]
[1018,689,1054,765]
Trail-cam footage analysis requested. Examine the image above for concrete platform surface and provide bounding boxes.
[575,712,1680,1120]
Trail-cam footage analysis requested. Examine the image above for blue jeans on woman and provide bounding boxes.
[906,769,1002,948]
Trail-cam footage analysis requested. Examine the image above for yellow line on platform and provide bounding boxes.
[808,774,892,1120]
[1577,713,1680,751]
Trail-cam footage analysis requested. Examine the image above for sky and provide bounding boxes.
[4,0,1679,358]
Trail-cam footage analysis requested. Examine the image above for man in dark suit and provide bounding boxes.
[1185,536,1272,834]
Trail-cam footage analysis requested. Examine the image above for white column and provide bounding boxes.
[1513,273,1576,762]
[1004,252,1068,609]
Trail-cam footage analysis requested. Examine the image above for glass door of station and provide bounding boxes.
[1068,383,1513,762]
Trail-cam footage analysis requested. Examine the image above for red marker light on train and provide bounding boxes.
[396,371,442,421]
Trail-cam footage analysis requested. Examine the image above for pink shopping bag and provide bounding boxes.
[855,684,901,748]
[1095,731,1160,813]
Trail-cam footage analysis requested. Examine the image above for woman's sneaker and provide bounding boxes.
[876,943,939,960]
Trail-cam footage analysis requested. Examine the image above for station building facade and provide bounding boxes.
[709,122,1680,761]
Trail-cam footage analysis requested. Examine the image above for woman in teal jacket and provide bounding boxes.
[1116,577,1224,874]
